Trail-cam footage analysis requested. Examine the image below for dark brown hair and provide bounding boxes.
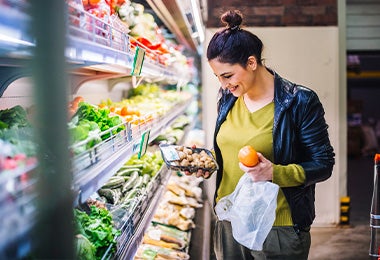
[206,10,264,67]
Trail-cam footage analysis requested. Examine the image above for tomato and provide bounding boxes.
[238,145,259,167]
[73,96,84,104]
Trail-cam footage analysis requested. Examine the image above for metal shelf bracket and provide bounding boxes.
[0,66,31,96]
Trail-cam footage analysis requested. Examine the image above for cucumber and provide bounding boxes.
[116,168,141,177]
[134,175,144,189]
[119,187,140,207]
[122,171,139,193]
[113,188,122,205]
[101,176,125,189]
[120,164,144,170]
[125,188,138,200]
[142,174,151,186]
[98,188,115,204]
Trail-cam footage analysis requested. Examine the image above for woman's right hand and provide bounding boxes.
[239,152,273,182]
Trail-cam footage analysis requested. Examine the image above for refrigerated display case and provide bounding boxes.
[0,1,205,259]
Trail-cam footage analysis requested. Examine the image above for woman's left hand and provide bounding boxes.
[239,152,273,182]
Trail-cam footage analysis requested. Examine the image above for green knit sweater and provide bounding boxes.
[216,96,306,226]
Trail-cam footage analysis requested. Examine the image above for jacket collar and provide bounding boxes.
[271,68,295,110]
[216,68,296,128]
[270,68,297,133]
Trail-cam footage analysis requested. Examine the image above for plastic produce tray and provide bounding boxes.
[159,144,218,173]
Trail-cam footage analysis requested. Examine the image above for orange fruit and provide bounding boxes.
[238,145,259,167]
[120,106,128,116]
[88,0,101,6]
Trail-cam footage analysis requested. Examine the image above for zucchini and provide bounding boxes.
[101,176,125,189]
[122,171,139,193]
[120,164,144,170]
[98,189,115,204]
[116,168,141,177]
[113,188,122,205]
[119,187,140,207]
[134,175,144,189]
[142,174,151,186]
[125,188,139,200]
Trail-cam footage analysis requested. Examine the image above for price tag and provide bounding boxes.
[160,145,180,161]
[138,130,150,159]
[131,46,145,76]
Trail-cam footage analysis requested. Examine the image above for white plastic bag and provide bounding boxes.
[215,172,279,250]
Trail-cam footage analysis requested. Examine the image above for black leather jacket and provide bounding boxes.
[213,69,335,228]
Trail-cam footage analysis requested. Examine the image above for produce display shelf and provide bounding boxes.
[66,2,190,84]
[113,164,168,247]
[0,1,195,259]
[115,166,172,259]
[0,163,38,260]
[0,2,33,57]
[72,97,192,206]
[0,1,191,94]
[136,97,194,143]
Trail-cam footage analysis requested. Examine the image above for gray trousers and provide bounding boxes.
[214,220,311,260]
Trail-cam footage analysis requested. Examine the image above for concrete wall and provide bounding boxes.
[201,26,346,226]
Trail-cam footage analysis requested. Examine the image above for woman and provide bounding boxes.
[199,10,335,259]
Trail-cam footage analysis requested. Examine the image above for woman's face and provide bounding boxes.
[208,59,254,97]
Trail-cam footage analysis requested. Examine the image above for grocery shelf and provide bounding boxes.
[0,2,33,57]
[72,96,193,206]
[0,163,38,260]
[116,165,171,259]
[0,1,191,96]
[0,1,197,258]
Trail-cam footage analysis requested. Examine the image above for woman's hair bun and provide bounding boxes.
[221,10,243,30]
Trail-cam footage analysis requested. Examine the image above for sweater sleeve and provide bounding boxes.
[272,164,305,187]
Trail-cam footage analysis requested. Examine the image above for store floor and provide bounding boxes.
[309,156,374,260]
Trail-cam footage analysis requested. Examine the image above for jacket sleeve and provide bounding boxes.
[296,90,335,186]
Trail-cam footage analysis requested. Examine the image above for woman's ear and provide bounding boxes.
[247,56,257,70]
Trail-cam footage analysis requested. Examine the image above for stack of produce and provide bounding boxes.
[98,83,191,126]
[152,174,202,231]
[74,201,120,260]
[67,0,190,67]
[68,100,125,155]
[134,174,203,259]
[91,150,164,232]
[0,105,37,171]
[115,0,189,67]
[135,223,190,260]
